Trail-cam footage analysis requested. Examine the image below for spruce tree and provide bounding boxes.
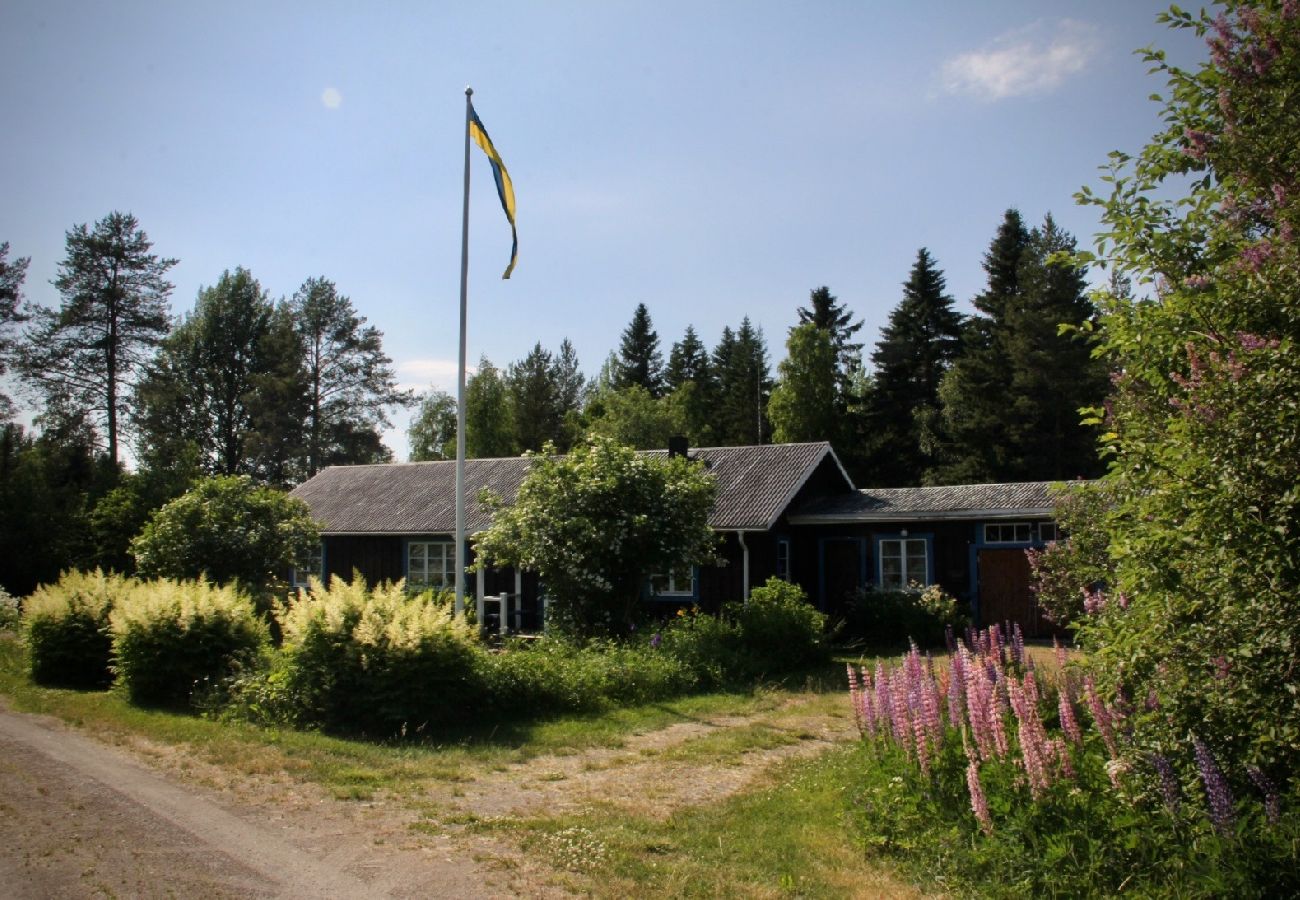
[665,325,716,445]
[865,248,964,485]
[507,342,562,453]
[712,318,771,445]
[553,338,586,451]
[797,286,865,387]
[615,303,664,397]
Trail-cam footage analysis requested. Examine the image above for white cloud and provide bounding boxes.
[940,20,1099,101]
[397,357,470,394]
[320,87,343,109]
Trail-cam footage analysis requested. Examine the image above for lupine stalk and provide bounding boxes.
[1152,753,1181,814]
[1247,765,1281,824]
[1193,737,1235,835]
[1084,675,1119,758]
[963,731,994,835]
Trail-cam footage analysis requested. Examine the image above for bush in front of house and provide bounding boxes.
[275,576,483,736]
[110,579,269,708]
[22,569,122,688]
[730,577,828,673]
[842,583,966,650]
[479,637,696,717]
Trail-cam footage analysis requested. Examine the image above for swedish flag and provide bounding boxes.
[468,102,517,279]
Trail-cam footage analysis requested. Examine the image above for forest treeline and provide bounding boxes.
[0,206,1107,593]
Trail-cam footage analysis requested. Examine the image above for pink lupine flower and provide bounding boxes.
[1052,739,1075,781]
[948,647,966,728]
[1009,678,1050,798]
[1058,681,1083,745]
[964,750,994,835]
[1011,623,1025,667]
[1084,675,1119,758]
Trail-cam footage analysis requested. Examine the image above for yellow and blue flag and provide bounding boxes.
[468,102,517,279]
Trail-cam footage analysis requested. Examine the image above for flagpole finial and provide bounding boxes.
[465,86,473,97]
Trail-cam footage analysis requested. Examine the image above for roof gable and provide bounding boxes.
[292,442,852,535]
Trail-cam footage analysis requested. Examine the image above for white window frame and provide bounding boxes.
[878,537,929,591]
[984,522,1034,544]
[292,543,323,589]
[407,540,455,591]
[650,565,695,597]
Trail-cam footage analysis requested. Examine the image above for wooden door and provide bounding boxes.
[821,539,864,613]
[977,548,1060,639]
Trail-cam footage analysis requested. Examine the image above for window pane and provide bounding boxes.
[881,555,903,590]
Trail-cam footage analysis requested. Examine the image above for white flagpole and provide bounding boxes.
[454,86,472,616]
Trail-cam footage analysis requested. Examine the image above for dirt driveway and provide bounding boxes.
[0,699,858,898]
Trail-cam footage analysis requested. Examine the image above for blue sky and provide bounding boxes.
[1,1,1207,460]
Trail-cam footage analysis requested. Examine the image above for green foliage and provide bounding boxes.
[131,475,319,601]
[110,579,268,708]
[21,569,120,688]
[842,583,965,649]
[274,577,483,736]
[1027,482,1116,626]
[478,638,696,718]
[0,242,30,420]
[582,384,686,450]
[474,436,717,637]
[731,577,827,670]
[0,586,20,631]
[1069,0,1300,793]
[710,318,772,446]
[768,323,840,445]
[464,355,516,458]
[407,388,457,461]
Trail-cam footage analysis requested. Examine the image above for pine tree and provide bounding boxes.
[20,212,176,466]
[865,248,964,485]
[615,303,664,397]
[0,243,30,422]
[289,277,412,477]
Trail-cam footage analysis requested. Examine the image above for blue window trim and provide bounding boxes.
[647,566,699,601]
[875,532,934,589]
[775,536,792,581]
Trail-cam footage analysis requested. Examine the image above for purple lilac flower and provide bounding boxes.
[1152,754,1181,814]
[1193,737,1235,835]
[1247,766,1281,824]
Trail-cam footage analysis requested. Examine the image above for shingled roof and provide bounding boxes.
[291,442,850,535]
[789,481,1081,523]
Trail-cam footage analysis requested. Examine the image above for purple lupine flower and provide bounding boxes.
[1193,737,1235,835]
[1009,678,1051,798]
[1247,766,1281,824]
[1152,754,1181,814]
[650,632,662,649]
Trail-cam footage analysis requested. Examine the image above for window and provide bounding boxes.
[776,538,791,581]
[879,538,928,591]
[984,522,1033,544]
[650,565,694,597]
[408,541,454,590]
[292,543,324,589]
[1038,522,1060,543]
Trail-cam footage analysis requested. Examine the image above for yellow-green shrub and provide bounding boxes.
[110,579,269,708]
[22,570,123,688]
[277,577,483,736]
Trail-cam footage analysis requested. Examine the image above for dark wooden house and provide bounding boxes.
[290,442,1073,637]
